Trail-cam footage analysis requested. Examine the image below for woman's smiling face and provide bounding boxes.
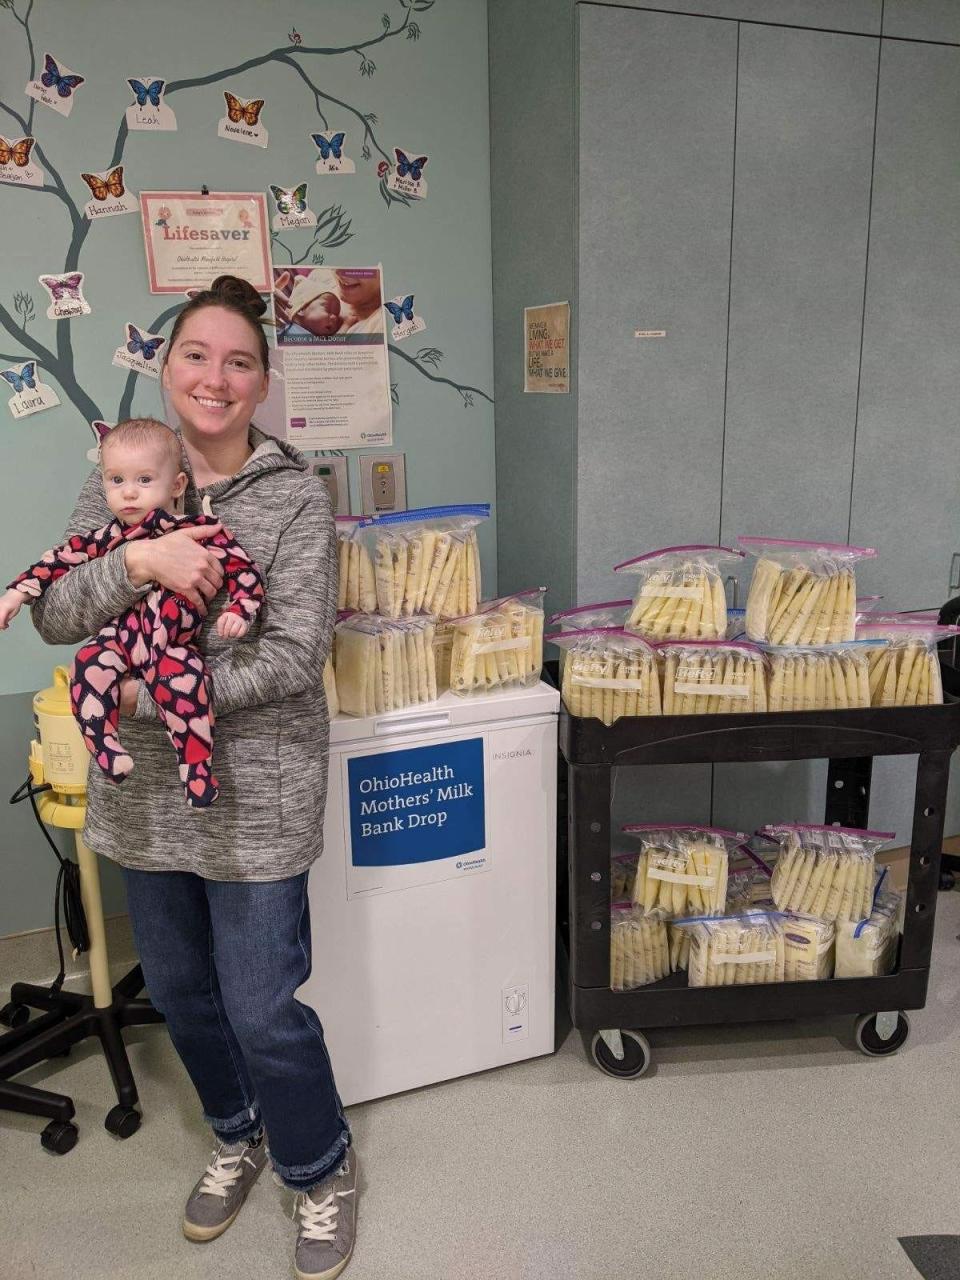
[334,269,381,311]
[162,306,269,446]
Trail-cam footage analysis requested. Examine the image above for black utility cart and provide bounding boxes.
[558,696,960,1078]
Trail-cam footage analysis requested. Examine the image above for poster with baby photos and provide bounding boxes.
[3,361,61,419]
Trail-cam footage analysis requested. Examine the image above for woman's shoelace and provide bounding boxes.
[199,1148,253,1198]
[296,1185,354,1242]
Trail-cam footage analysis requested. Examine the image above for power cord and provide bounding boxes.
[9,778,89,993]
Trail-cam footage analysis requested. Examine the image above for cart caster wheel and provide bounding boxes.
[854,1011,910,1057]
[590,1029,651,1079]
[0,1001,30,1029]
[40,1120,78,1155]
[104,1105,141,1139]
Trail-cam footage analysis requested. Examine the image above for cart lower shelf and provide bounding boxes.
[567,966,927,1029]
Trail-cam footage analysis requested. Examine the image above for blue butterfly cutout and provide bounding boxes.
[395,149,427,181]
[385,296,415,325]
[128,78,164,108]
[40,54,84,99]
[313,132,345,161]
[2,362,37,394]
[126,326,166,361]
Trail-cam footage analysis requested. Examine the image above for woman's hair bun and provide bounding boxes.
[209,274,267,319]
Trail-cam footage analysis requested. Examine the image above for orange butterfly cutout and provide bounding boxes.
[224,93,265,127]
[81,166,125,201]
[0,136,35,168]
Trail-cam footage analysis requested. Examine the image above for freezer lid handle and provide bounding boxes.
[373,712,452,736]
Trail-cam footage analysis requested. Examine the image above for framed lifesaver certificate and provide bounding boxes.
[140,191,272,294]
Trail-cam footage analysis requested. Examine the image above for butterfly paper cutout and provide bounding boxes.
[224,93,265,126]
[40,273,83,301]
[313,132,345,161]
[0,136,35,168]
[128,78,164,108]
[385,295,415,325]
[126,325,165,361]
[395,149,427,181]
[270,183,308,215]
[82,166,125,201]
[40,54,84,98]
[2,362,37,394]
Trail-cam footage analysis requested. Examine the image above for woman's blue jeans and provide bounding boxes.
[122,867,351,1190]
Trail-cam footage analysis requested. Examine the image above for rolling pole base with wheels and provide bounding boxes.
[0,807,164,1153]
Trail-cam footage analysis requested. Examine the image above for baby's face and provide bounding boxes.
[102,442,186,525]
[299,291,342,336]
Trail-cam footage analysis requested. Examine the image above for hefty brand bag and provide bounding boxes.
[615,545,744,641]
[548,628,661,724]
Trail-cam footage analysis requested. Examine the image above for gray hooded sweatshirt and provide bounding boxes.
[31,427,337,881]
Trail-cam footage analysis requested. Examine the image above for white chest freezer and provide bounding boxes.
[298,681,560,1106]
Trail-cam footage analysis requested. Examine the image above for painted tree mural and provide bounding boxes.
[0,0,492,433]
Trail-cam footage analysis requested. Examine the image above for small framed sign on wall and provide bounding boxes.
[523,302,570,394]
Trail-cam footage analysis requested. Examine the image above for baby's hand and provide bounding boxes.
[0,588,27,631]
[217,612,250,640]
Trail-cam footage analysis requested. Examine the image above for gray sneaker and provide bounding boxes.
[293,1148,359,1280]
[182,1136,268,1242]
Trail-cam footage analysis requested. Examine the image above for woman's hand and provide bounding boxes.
[125,525,225,610]
[118,677,139,718]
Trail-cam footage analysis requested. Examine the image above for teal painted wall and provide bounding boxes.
[0,0,494,936]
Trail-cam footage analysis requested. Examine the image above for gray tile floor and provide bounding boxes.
[2,895,958,1280]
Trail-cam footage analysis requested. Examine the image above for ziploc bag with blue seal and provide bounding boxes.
[548,628,660,724]
[615,544,744,640]
[336,516,377,613]
[660,639,767,714]
[623,825,744,917]
[856,621,960,707]
[762,640,880,710]
[357,504,489,620]
[761,823,894,923]
[740,536,877,645]
[835,889,902,978]
[610,901,670,990]
[673,911,785,986]
[448,588,545,695]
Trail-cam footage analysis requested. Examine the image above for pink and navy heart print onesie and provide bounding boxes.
[9,509,265,808]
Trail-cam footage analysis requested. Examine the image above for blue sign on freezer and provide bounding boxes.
[347,738,485,867]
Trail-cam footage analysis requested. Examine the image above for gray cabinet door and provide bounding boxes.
[578,5,739,827]
[848,38,960,844]
[713,23,879,832]
[577,5,738,606]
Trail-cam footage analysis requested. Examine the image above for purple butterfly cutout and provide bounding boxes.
[89,420,114,446]
[41,273,83,302]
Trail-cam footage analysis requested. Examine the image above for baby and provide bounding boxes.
[278,268,348,336]
[0,418,265,808]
